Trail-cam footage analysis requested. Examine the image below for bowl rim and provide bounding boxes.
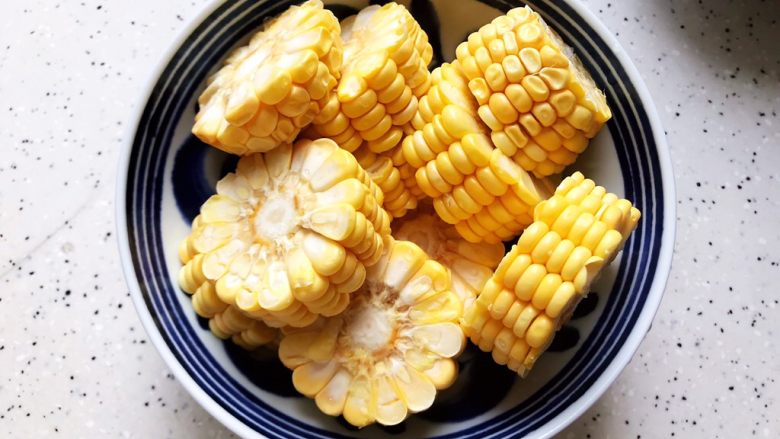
[115,1,676,438]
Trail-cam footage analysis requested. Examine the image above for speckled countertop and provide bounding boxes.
[1,0,778,437]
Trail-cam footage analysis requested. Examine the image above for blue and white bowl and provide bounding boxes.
[116,1,675,437]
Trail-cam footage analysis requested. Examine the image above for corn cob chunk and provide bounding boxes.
[392,206,504,306]
[176,243,278,350]
[193,0,342,155]
[455,6,611,177]
[310,2,433,155]
[462,172,640,377]
[402,62,489,184]
[209,304,278,350]
[431,156,552,244]
[353,148,419,218]
[279,239,465,427]
[177,139,392,328]
[400,62,551,242]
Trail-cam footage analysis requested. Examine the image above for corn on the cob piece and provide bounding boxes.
[279,239,465,427]
[178,244,278,349]
[455,6,611,177]
[402,62,488,182]
[462,172,640,376]
[353,148,419,218]
[399,62,551,242]
[431,154,552,244]
[193,0,342,155]
[177,138,392,328]
[209,304,278,350]
[392,206,504,305]
[310,2,433,154]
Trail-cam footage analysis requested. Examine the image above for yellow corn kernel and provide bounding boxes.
[456,5,612,177]
[192,279,229,318]
[177,139,391,328]
[462,172,640,377]
[310,2,432,155]
[279,239,465,427]
[193,0,342,155]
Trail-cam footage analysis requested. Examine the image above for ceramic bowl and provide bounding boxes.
[117,1,675,437]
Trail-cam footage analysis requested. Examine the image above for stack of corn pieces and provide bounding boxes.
[179,0,639,428]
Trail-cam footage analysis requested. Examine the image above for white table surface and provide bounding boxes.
[1,0,778,437]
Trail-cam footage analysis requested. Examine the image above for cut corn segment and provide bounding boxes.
[462,172,640,376]
[177,139,391,328]
[433,160,553,243]
[175,261,277,350]
[193,0,342,155]
[402,62,488,179]
[392,205,504,306]
[310,2,433,154]
[401,62,552,242]
[354,147,419,218]
[279,239,465,427]
[209,303,278,350]
[455,6,611,177]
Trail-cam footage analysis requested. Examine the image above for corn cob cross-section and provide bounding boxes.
[462,172,640,376]
[311,2,433,154]
[193,0,342,155]
[177,138,392,328]
[392,206,504,305]
[456,6,611,177]
[279,239,465,427]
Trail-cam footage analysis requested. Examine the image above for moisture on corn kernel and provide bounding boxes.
[279,239,465,428]
[455,6,611,177]
[193,0,342,155]
[177,138,392,328]
[462,172,640,377]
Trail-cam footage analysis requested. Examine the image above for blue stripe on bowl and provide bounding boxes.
[124,1,667,438]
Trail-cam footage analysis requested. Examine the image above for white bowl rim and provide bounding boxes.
[115,1,676,438]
